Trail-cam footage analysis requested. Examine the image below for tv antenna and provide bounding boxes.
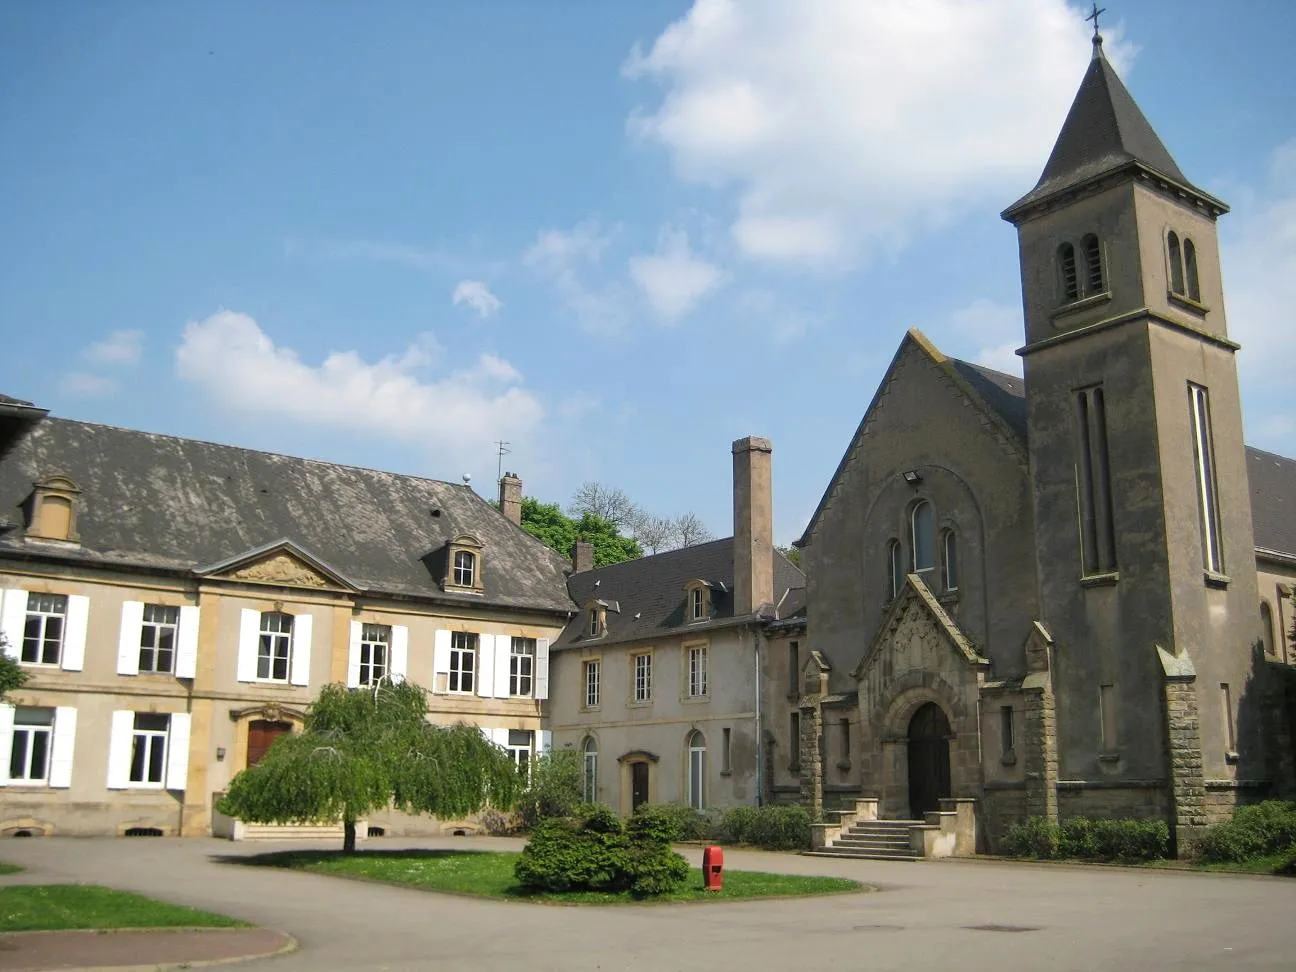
[495,440,512,484]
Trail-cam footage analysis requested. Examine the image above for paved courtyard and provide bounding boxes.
[2,835,1293,971]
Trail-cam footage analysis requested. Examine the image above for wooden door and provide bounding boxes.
[906,704,952,818]
[247,720,293,766]
[631,762,650,811]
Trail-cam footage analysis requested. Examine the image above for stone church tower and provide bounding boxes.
[1002,33,1265,848]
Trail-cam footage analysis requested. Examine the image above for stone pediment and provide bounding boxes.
[197,539,359,592]
[853,573,989,680]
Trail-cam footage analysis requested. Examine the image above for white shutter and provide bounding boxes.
[390,625,409,680]
[290,614,313,686]
[61,594,89,671]
[539,730,553,755]
[433,629,451,692]
[535,638,551,700]
[0,704,14,786]
[175,606,200,679]
[49,706,77,788]
[490,727,510,748]
[237,609,260,682]
[347,620,363,688]
[165,713,191,790]
[1,589,26,657]
[494,636,513,697]
[117,601,144,675]
[478,726,491,742]
[477,634,496,698]
[106,710,135,789]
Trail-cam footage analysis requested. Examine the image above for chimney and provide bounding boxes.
[571,539,594,574]
[498,471,523,526]
[732,435,774,616]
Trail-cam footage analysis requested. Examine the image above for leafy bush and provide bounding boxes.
[516,749,584,830]
[513,804,689,897]
[635,803,711,842]
[1003,817,1168,862]
[720,805,811,850]
[1199,801,1296,863]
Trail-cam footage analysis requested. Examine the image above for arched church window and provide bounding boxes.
[1167,232,1185,295]
[942,529,959,592]
[1082,234,1103,294]
[887,539,902,599]
[1058,242,1079,302]
[1184,238,1201,302]
[911,502,935,573]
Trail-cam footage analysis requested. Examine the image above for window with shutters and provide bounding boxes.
[129,713,170,787]
[22,593,67,666]
[257,612,293,682]
[7,707,54,783]
[1056,235,1107,306]
[358,624,390,686]
[448,631,477,693]
[1082,234,1104,294]
[509,637,535,697]
[138,605,179,674]
[1058,242,1079,302]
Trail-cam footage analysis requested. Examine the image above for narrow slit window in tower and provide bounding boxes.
[1082,234,1103,294]
[1189,383,1224,574]
[1184,238,1201,302]
[1168,232,1185,295]
[1074,386,1117,575]
[1058,242,1079,302]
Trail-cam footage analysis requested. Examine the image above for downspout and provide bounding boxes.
[753,623,764,807]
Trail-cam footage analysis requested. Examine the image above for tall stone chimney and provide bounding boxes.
[498,471,523,526]
[732,436,774,616]
[571,540,594,574]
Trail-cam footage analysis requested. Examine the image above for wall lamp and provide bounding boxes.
[902,470,923,485]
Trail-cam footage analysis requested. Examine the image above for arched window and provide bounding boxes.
[911,501,935,573]
[687,730,706,810]
[1058,242,1079,302]
[887,539,903,599]
[582,736,598,803]
[942,530,959,592]
[1260,601,1276,657]
[1167,232,1185,295]
[1082,234,1103,294]
[453,550,476,587]
[1184,238,1201,302]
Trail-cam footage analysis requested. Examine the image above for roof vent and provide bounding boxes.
[429,508,441,518]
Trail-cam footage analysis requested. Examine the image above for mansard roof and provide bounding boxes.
[553,538,804,650]
[0,416,575,613]
[1003,39,1225,221]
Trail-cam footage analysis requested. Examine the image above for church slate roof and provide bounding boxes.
[554,538,805,650]
[1003,41,1222,219]
[0,417,576,613]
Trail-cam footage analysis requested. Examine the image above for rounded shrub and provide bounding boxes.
[1199,800,1296,863]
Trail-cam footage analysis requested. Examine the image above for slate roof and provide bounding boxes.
[1003,40,1222,219]
[947,359,1028,441]
[0,417,576,613]
[554,538,805,649]
[0,394,35,407]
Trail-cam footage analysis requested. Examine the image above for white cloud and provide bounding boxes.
[629,228,723,320]
[947,298,1024,376]
[60,372,117,397]
[85,329,144,366]
[1223,140,1296,455]
[174,310,543,455]
[452,280,503,318]
[524,220,628,336]
[626,0,1132,267]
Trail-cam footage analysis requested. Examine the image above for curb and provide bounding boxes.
[0,927,298,972]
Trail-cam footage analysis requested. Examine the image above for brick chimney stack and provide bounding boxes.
[571,540,594,574]
[732,436,774,616]
[499,472,523,526]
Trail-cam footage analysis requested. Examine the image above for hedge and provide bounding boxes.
[1002,816,1169,862]
[1198,801,1296,863]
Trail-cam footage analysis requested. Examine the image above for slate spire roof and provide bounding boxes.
[1003,36,1223,220]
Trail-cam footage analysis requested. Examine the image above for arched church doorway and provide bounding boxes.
[907,703,951,818]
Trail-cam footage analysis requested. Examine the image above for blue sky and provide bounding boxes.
[2,0,1293,547]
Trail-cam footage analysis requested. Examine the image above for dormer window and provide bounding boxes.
[588,608,603,637]
[683,580,713,623]
[28,475,81,543]
[443,534,485,593]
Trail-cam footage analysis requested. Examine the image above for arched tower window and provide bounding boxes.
[911,501,935,573]
[1058,242,1079,302]
[1183,238,1201,302]
[1167,232,1185,295]
[942,529,959,592]
[1082,234,1103,294]
[582,736,598,803]
[687,730,706,810]
[887,539,902,599]
[1260,601,1276,657]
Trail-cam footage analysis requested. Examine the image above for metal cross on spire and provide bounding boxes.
[1085,3,1107,40]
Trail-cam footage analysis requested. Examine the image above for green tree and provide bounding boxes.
[776,545,803,569]
[516,748,585,829]
[216,680,520,852]
[0,634,28,701]
[520,498,642,567]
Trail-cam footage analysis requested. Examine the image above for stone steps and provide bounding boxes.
[814,818,925,861]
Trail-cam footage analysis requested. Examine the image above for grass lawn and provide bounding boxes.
[0,886,250,932]
[243,849,864,904]
[0,862,23,875]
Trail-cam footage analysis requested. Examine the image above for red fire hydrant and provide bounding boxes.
[702,845,724,891]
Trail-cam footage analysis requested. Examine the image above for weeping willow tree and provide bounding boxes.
[216,680,521,852]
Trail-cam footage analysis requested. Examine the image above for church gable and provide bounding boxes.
[197,540,358,591]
